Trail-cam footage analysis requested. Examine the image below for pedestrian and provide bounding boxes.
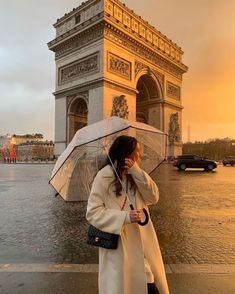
[86,135,169,294]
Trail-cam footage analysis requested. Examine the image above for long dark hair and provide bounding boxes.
[101,135,138,196]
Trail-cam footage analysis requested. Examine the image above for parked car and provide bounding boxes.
[222,156,235,166]
[173,155,217,171]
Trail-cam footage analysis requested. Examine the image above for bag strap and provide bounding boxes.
[120,197,127,211]
[120,179,128,211]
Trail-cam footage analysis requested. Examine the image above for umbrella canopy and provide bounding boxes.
[49,116,167,201]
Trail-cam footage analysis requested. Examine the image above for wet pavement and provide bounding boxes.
[0,272,235,294]
[0,163,235,264]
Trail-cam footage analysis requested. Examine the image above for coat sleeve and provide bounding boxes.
[86,173,128,235]
[128,162,159,205]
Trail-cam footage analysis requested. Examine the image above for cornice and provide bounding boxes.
[54,78,103,98]
[103,78,138,95]
[52,24,104,60]
[54,77,137,98]
[104,21,187,72]
[49,21,187,80]
[48,15,104,51]
[104,0,182,52]
[162,100,184,110]
[54,0,98,27]
[103,12,183,62]
[53,0,183,54]
[104,23,187,80]
[49,0,187,69]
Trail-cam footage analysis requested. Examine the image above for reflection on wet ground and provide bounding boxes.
[0,164,234,264]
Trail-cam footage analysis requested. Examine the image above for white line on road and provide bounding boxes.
[0,264,235,274]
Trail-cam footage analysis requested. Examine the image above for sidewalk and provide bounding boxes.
[0,264,235,294]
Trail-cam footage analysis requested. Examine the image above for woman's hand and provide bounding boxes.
[124,158,135,170]
[129,210,141,223]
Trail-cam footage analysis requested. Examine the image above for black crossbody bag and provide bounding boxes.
[87,225,119,249]
[87,181,128,250]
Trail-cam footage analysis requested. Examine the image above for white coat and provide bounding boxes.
[86,163,169,294]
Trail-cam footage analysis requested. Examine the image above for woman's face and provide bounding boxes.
[129,143,141,162]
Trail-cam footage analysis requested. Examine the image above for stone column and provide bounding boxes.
[88,87,104,124]
[54,97,67,157]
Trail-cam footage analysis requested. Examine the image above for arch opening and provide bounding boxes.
[136,74,161,129]
[68,98,88,143]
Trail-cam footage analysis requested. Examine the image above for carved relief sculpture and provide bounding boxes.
[167,81,180,100]
[59,53,99,85]
[108,52,131,80]
[111,95,129,119]
[168,112,181,143]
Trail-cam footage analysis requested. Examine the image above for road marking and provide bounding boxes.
[0,264,235,274]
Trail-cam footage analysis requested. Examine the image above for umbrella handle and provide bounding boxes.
[129,205,149,226]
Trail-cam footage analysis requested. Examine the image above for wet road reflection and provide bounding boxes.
[0,163,234,264]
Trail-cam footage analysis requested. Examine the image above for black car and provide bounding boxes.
[173,155,217,171]
[222,156,235,166]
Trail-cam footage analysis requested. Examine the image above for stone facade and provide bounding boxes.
[48,0,188,157]
[0,135,11,148]
[17,141,54,162]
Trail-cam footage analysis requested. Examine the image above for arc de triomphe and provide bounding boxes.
[48,0,188,157]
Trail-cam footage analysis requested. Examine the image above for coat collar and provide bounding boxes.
[99,164,115,178]
[98,165,128,209]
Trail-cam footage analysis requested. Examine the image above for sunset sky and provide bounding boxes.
[0,0,234,142]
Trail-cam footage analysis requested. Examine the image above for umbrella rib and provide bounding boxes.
[52,151,87,196]
[51,126,167,182]
[50,120,167,201]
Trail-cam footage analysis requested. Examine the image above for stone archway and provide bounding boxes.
[49,0,188,157]
[136,73,162,130]
[67,98,88,143]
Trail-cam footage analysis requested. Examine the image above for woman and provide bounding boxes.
[86,135,169,294]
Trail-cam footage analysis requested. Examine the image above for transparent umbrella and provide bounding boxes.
[49,116,167,202]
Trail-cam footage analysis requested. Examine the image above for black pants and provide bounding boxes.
[147,283,160,294]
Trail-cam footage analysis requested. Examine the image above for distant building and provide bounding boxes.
[0,134,11,148]
[0,134,54,163]
[11,134,43,145]
[17,141,54,162]
[0,135,12,162]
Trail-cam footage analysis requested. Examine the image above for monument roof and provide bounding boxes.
[48,0,188,73]
[53,0,182,51]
